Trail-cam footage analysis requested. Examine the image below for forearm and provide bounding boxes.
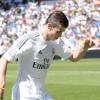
[69,39,95,62]
[0,57,8,99]
[0,81,5,100]
[69,47,88,62]
[0,77,5,100]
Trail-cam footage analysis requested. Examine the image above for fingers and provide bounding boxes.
[83,38,95,49]
[90,40,95,47]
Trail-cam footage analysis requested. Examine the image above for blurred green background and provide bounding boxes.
[5,59,100,100]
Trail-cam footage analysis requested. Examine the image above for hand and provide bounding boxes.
[0,96,3,100]
[0,89,4,100]
[83,39,95,49]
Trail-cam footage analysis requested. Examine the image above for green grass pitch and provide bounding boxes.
[4,58,100,100]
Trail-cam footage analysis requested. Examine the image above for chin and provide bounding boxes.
[52,38,58,40]
[50,37,58,40]
[55,37,59,39]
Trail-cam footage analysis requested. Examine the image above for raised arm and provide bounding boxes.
[0,56,8,100]
[69,39,95,62]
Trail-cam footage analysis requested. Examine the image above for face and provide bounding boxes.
[47,24,66,40]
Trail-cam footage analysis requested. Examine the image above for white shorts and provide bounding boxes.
[12,97,53,100]
[12,85,53,100]
[12,94,53,100]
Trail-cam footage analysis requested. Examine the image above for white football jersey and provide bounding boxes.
[3,30,74,99]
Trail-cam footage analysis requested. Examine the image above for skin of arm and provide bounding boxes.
[0,57,8,100]
[69,39,95,62]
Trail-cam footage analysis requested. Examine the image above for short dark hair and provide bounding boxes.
[45,11,69,28]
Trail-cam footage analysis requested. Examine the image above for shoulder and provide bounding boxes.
[19,31,40,40]
[16,31,40,42]
[13,32,39,49]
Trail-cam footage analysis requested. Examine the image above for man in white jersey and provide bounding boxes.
[0,11,95,100]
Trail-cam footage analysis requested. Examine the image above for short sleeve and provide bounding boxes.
[3,34,32,62]
[3,45,21,61]
[55,37,75,60]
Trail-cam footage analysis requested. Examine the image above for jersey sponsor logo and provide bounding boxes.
[38,50,42,54]
[32,62,50,69]
[44,58,49,64]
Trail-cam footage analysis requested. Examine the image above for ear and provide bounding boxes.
[47,23,53,30]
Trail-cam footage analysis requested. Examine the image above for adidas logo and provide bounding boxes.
[38,50,42,54]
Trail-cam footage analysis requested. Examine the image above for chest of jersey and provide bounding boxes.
[33,44,55,66]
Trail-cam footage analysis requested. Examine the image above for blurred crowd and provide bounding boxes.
[0,0,100,56]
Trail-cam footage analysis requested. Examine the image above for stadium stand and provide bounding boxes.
[0,0,100,57]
